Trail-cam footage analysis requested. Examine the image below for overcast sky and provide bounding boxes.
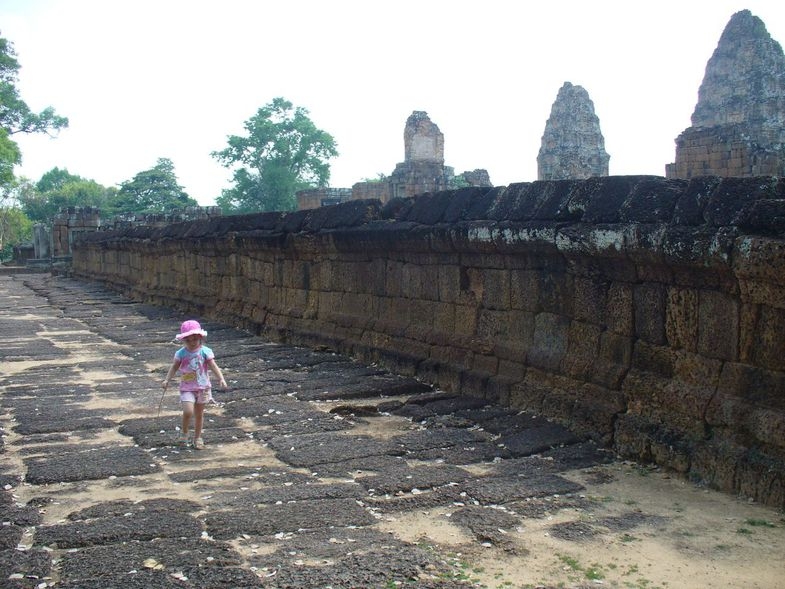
[2,0,784,206]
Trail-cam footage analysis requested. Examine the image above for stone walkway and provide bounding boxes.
[1,273,783,589]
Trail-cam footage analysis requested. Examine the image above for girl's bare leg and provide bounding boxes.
[193,402,206,441]
[181,401,194,437]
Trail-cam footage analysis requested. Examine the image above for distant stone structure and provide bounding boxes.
[667,10,785,178]
[348,181,389,203]
[384,110,454,200]
[297,111,492,210]
[403,110,445,163]
[537,82,610,180]
[296,188,353,210]
[11,242,34,263]
[105,206,222,230]
[32,223,51,259]
[26,206,221,264]
[52,207,102,258]
[461,169,492,187]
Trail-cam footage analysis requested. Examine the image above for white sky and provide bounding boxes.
[1,0,784,206]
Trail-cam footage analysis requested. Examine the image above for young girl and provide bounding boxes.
[162,319,227,449]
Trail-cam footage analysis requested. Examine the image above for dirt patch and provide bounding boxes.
[378,462,785,588]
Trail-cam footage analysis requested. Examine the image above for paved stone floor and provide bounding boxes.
[1,273,783,589]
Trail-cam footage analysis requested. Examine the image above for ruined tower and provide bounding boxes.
[387,111,453,199]
[300,111,491,209]
[403,110,445,163]
[537,82,610,180]
[666,10,785,178]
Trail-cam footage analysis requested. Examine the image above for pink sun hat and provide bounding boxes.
[175,319,208,340]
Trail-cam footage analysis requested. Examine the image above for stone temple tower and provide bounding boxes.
[404,110,445,163]
[537,82,610,180]
[388,111,454,199]
[666,10,785,178]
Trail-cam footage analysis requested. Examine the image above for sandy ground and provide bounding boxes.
[380,461,785,589]
[3,323,785,589]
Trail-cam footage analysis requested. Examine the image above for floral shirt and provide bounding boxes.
[174,345,214,392]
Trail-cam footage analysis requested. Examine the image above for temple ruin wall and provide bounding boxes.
[71,175,785,508]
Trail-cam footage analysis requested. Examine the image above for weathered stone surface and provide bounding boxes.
[357,463,471,495]
[247,543,468,589]
[204,498,378,539]
[462,474,584,504]
[547,520,600,541]
[213,482,366,509]
[538,82,610,180]
[35,511,203,548]
[24,446,161,484]
[449,505,523,551]
[496,422,582,456]
[404,110,444,163]
[56,537,243,582]
[691,11,785,130]
[0,549,51,587]
[67,498,202,521]
[267,432,405,467]
[668,10,785,178]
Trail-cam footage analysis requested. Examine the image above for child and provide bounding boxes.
[162,320,227,449]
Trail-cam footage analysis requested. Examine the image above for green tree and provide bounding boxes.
[0,128,20,187]
[212,97,338,212]
[36,166,82,193]
[0,203,32,261]
[0,34,68,189]
[18,169,115,223]
[449,174,471,189]
[0,178,32,261]
[114,157,197,214]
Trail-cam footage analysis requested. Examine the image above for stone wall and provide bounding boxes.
[666,125,785,179]
[350,181,389,204]
[71,175,785,508]
[297,188,353,210]
[106,206,223,229]
[52,206,101,258]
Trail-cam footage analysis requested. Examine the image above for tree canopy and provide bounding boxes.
[0,128,20,187]
[16,169,116,223]
[0,33,68,190]
[212,97,338,212]
[0,203,31,260]
[114,157,196,214]
[14,159,196,223]
[0,32,211,260]
[36,166,83,193]
[0,31,70,258]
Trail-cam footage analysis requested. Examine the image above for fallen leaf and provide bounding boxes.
[143,558,164,570]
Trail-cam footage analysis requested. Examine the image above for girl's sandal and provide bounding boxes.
[193,437,205,450]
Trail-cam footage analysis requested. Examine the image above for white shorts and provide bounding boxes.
[179,389,213,404]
